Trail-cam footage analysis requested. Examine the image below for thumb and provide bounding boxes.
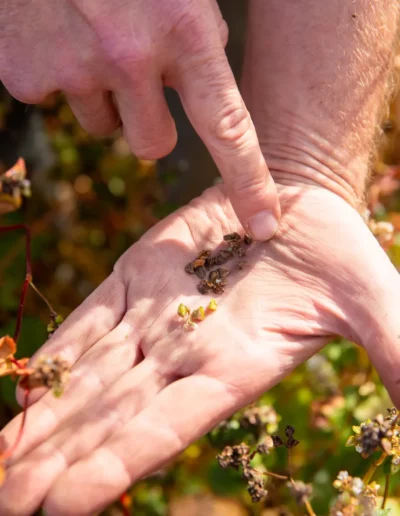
[177,40,280,240]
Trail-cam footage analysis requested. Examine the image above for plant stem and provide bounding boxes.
[9,356,27,371]
[382,472,391,509]
[14,273,31,343]
[363,452,388,484]
[2,390,30,460]
[0,224,32,343]
[29,281,57,315]
[289,477,316,516]
[262,470,288,480]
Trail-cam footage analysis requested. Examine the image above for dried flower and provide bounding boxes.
[223,232,241,242]
[346,408,398,459]
[247,475,268,503]
[256,436,274,455]
[197,280,211,295]
[20,355,70,397]
[288,480,313,506]
[0,159,31,214]
[217,443,250,469]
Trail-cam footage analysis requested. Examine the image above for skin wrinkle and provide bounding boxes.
[242,0,399,206]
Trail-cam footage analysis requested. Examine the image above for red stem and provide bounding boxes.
[2,390,30,460]
[119,494,130,516]
[0,224,32,343]
[9,357,26,370]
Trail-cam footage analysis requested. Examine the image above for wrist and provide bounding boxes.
[258,116,369,211]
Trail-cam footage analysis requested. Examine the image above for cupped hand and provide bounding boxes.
[1,182,399,515]
[0,0,280,239]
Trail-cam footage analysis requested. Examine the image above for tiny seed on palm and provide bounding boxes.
[195,266,207,279]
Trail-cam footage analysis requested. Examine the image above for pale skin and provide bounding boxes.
[1,1,400,515]
[0,0,281,241]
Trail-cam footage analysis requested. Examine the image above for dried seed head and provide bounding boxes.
[223,232,241,242]
[272,435,284,447]
[219,250,234,261]
[197,250,212,260]
[217,267,229,278]
[208,270,219,283]
[247,476,268,503]
[287,480,313,506]
[217,443,250,469]
[286,437,300,449]
[197,280,211,295]
[212,284,225,295]
[256,436,274,455]
[193,258,206,268]
[194,266,207,279]
[236,247,246,258]
[285,425,295,437]
[184,262,195,274]
[237,260,247,270]
[22,355,70,396]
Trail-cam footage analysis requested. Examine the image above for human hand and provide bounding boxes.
[1,181,399,515]
[0,0,280,240]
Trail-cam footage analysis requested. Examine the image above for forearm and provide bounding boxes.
[242,0,399,208]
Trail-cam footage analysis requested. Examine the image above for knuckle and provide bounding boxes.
[170,6,211,53]
[212,103,253,149]
[132,138,176,160]
[60,74,96,97]
[229,174,268,199]
[98,31,151,78]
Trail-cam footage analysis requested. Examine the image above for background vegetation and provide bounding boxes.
[1,43,400,516]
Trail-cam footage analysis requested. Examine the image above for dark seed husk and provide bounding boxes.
[220,249,234,260]
[197,280,211,295]
[223,232,241,242]
[236,247,246,258]
[244,234,253,245]
[204,257,214,269]
[209,270,219,283]
[185,262,195,274]
[212,284,225,295]
[214,254,228,265]
[195,266,207,279]
[197,250,211,260]
[217,267,229,278]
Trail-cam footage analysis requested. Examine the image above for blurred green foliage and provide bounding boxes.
[1,66,400,515]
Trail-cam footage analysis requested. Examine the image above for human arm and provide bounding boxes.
[0,1,400,514]
[0,0,280,240]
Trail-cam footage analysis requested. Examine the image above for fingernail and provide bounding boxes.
[247,210,279,241]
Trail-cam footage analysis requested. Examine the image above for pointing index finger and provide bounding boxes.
[177,40,280,240]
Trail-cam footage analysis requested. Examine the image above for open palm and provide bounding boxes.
[1,182,399,515]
